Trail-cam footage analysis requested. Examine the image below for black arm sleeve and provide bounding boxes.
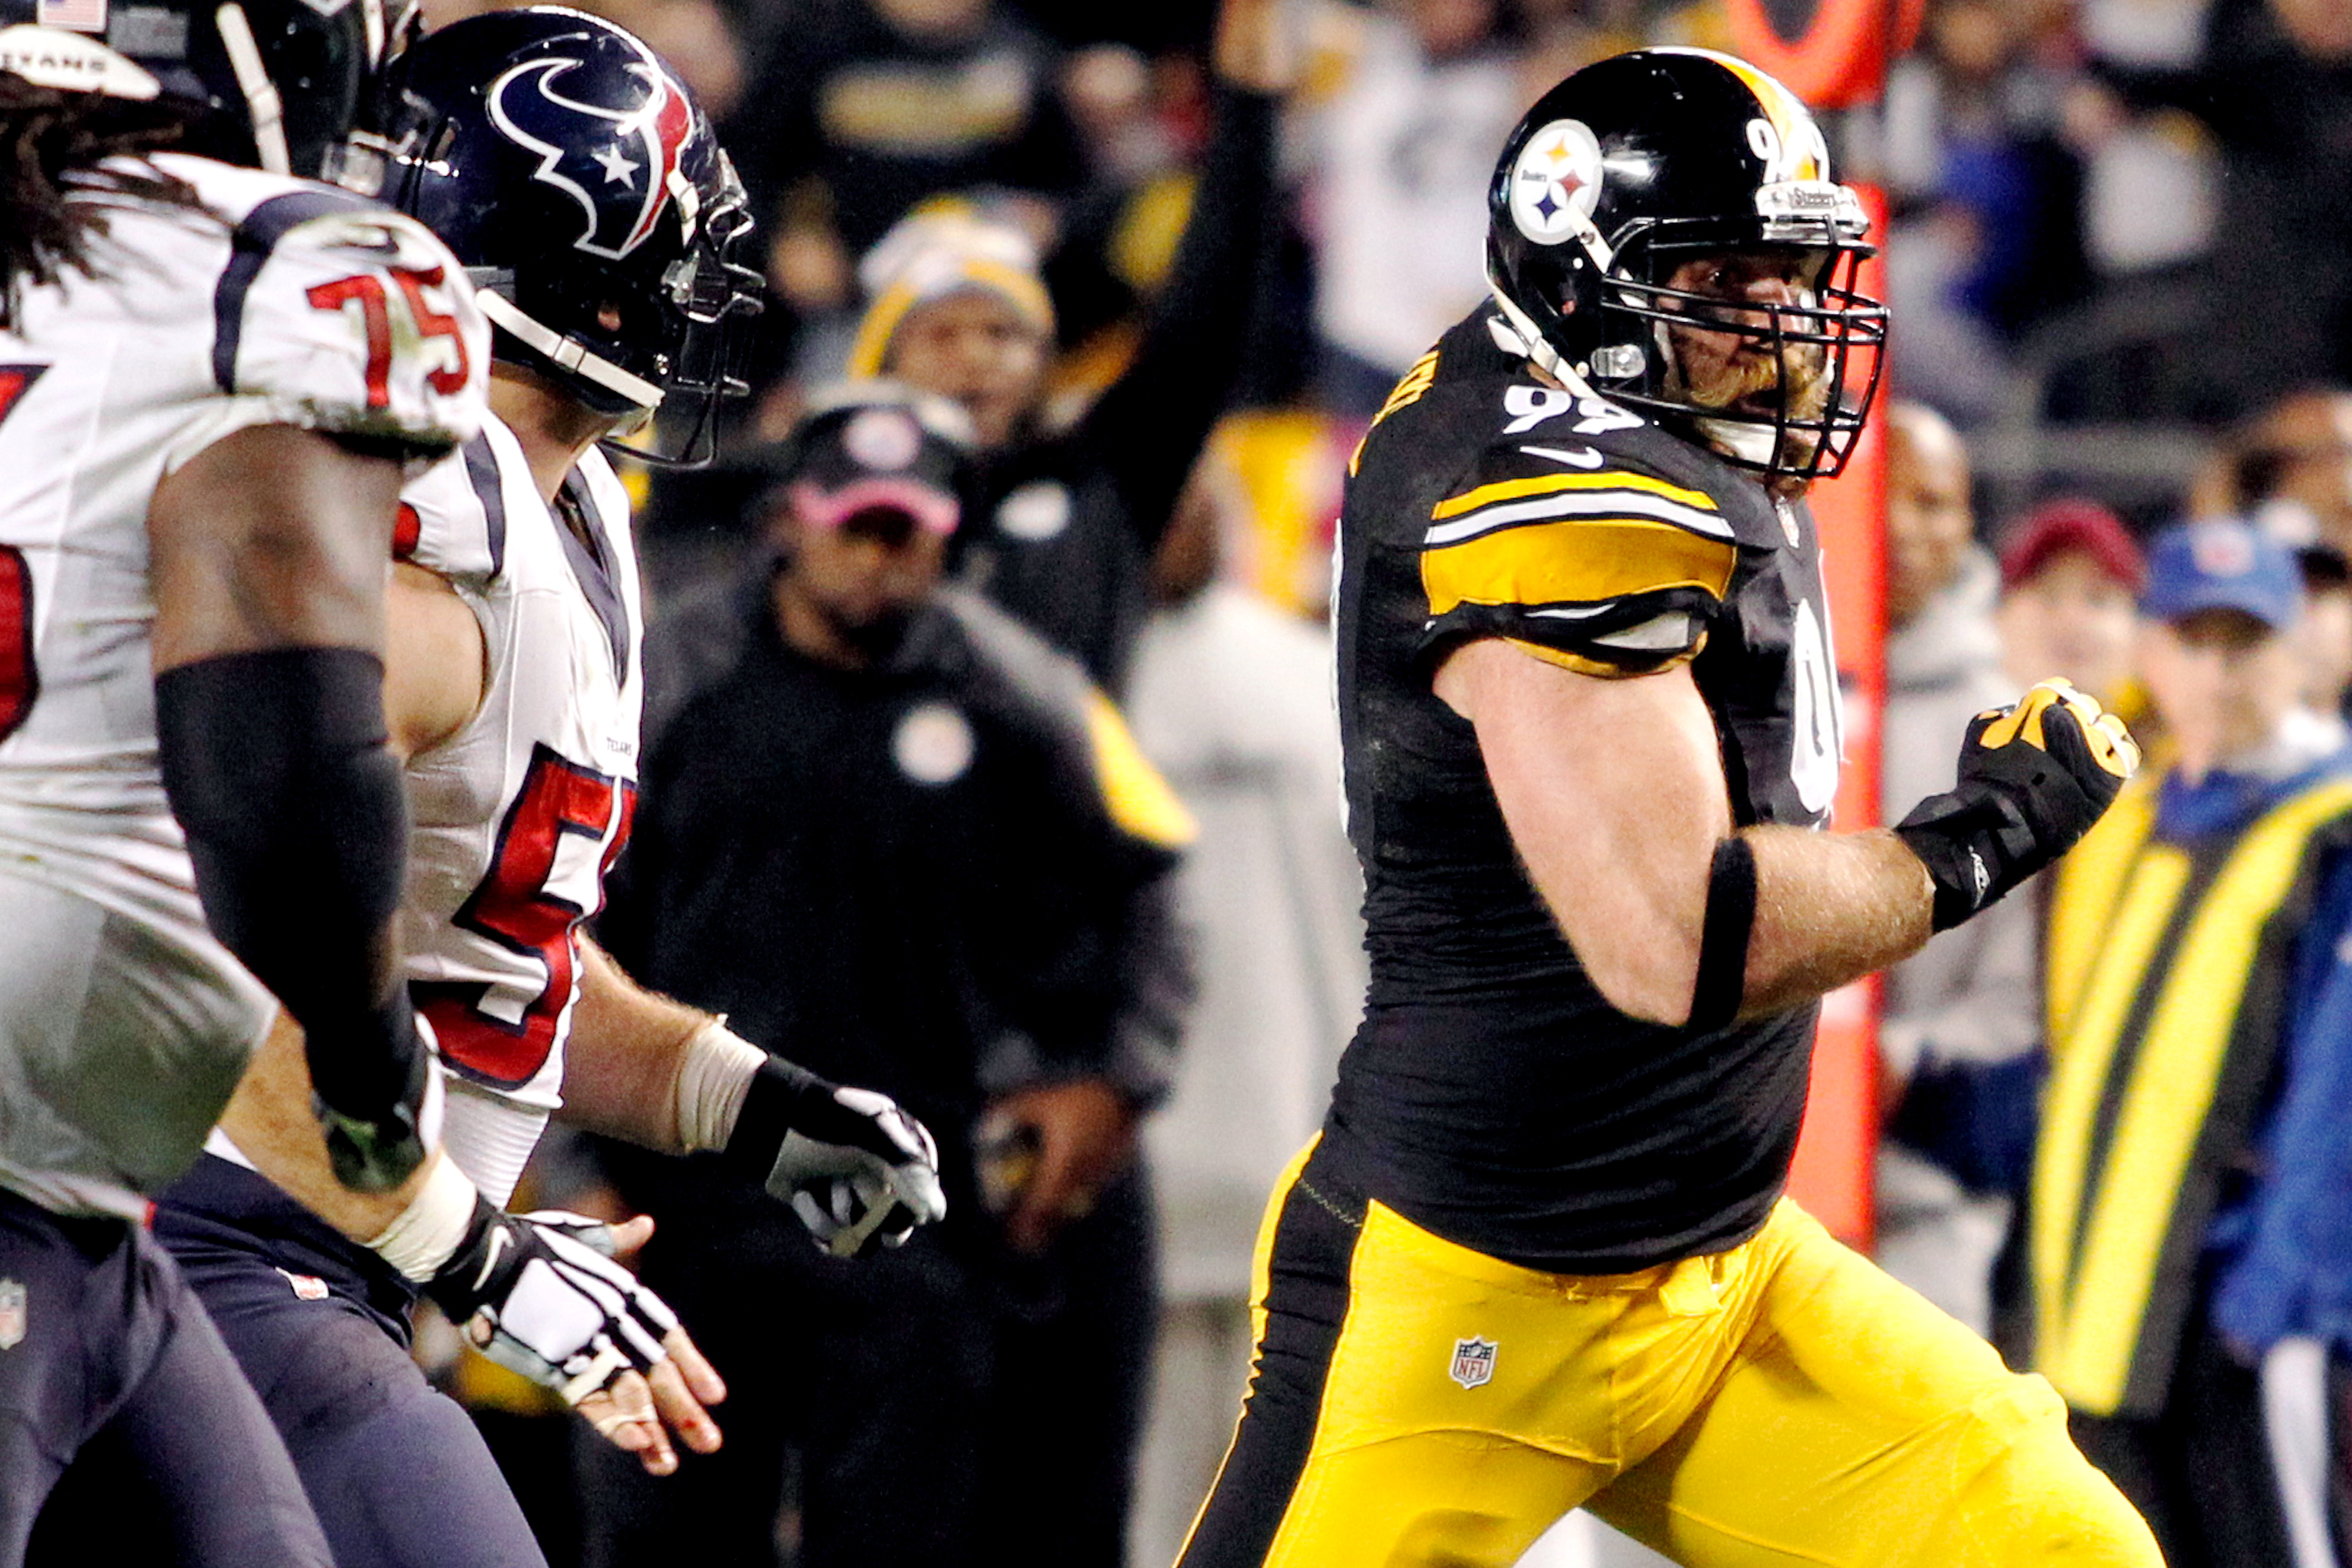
[1070,85,1279,554]
[154,647,415,1117]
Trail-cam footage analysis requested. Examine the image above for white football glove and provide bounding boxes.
[424,1205,678,1404]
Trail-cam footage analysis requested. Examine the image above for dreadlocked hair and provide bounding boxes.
[1,75,195,330]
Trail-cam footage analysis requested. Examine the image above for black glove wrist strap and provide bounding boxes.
[422,1195,508,1316]
[1894,791,2037,932]
[719,1057,827,1181]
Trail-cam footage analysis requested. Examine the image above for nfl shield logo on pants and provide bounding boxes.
[0,1280,27,1350]
[1449,1335,1496,1389]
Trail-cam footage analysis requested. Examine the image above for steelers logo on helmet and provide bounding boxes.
[1508,119,1603,246]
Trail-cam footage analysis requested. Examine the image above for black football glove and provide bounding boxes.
[1894,678,2140,930]
[425,1203,679,1405]
[310,1003,433,1194]
[720,1059,947,1259]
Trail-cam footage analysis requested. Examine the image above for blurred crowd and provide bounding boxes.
[373,0,2352,1563]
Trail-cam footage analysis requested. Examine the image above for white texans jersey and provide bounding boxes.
[396,418,642,1207]
[0,153,486,1215]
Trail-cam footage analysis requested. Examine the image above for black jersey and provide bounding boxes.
[1321,307,1845,1273]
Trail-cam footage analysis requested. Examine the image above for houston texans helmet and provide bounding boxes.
[1487,48,1885,485]
[0,0,408,178]
[374,7,759,464]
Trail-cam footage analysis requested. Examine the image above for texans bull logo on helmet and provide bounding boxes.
[486,53,693,262]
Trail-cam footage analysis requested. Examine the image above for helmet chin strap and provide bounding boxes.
[1694,416,1780,467]
[214,3,290,174]
[475,289,664,412]
[1485,276,1627,412]
[1485,278,1570,383]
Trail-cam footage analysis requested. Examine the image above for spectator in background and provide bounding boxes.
[1304,0,1528,414]
[2086,0,2352,414]
[1880,0,2089,423]
[1996,498,2147,714]
[2296,545,2352,726]
[2193,387,2352,555]
[582,388,1193,1568]
[846,0,1287,696]
[2034,520,2352,1568]
[725,0,1087,332]
[1875,405,2037,1334]
[1121,455,1367,1568]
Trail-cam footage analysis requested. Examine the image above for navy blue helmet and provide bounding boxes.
[374,6,759,463]
[1487,49,1885,485]
[0,0,409,179]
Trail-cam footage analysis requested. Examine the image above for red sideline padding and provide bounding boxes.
[1782,181,1890,1249]
[1724,0,1922,109]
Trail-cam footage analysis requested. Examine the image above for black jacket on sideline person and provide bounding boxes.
[603,573,1189,1165]
[582,571,1190,1567]
[960,86,1278,697]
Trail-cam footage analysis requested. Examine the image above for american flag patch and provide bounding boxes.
[36,0,108,33]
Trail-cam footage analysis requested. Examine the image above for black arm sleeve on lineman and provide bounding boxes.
[155,648,417,1118]
[1072,85,1278,553]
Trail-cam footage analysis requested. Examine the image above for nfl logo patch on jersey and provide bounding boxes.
[0,1280,27,1350]
[1449,1335,1497,1389]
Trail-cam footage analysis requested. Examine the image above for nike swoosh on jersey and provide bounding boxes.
[1519,444,1605,469]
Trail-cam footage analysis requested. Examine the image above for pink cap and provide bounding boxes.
[788,476,960,538]
[1999,498,2146,593]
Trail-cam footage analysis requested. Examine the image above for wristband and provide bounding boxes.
[674,1018,766,1154]
[364,1152,481,1283]
[1688,835,1757,1035]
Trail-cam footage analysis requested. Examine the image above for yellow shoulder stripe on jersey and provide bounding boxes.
[1432,469,1720,524]
[1424,517,1736,617]
[1349,347,1441,477]
[1505,634,1708,680]
[1085,691,1197,849]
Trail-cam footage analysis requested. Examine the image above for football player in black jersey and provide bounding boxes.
[1175,48,2162,1568]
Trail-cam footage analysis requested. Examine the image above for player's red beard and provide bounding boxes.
[1664,326,1831,474]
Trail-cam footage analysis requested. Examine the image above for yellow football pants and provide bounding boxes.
[1175,1145,2161,1567]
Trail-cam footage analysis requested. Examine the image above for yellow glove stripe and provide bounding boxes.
[1978,684,2064,751]
[1978,680,2140,780]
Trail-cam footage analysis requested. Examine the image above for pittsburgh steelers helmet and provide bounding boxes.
[1487,47,1885,484]
[374,7,761,464]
